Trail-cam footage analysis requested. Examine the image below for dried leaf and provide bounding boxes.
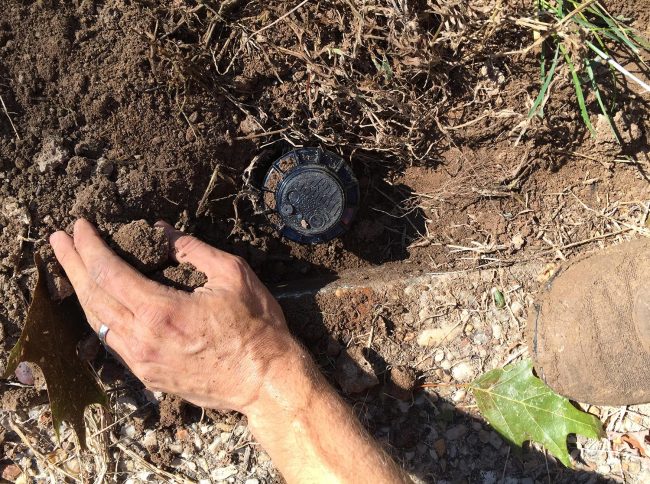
[469,359,604,467]
[621,431,649,457]
[3,254,107,448]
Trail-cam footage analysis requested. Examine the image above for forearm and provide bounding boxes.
[244,341,411,484]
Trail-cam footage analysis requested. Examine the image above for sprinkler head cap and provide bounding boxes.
[262,148,359,244]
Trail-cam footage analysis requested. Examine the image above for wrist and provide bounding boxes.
[243,339,323,431]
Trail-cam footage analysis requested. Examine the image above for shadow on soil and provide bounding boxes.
[277,292,615,483]
[0,268,613,483]
[78,293,615,483]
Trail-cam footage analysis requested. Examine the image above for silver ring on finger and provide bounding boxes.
[98,324,110,348]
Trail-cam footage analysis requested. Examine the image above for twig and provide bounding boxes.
[114,442,194,483]
[250,0,310,37]
[196,163,222,217]
[0,94,19,139]
[234,127,289,140]
[9,419,78,481]
[500,446,510,483]
[421,382,467,389]
[506,0,597,56]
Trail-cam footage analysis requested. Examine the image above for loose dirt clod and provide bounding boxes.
[385,366,417,401]
[334,346,379,394]
[111,220,168,273]
[69,178,122,223]
[155,263,208,291]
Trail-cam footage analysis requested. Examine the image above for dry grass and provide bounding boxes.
[137,0,535,170]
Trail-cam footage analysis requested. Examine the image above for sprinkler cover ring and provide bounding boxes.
[261,148,359,244]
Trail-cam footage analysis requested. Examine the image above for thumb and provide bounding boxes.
[155,221,237,283]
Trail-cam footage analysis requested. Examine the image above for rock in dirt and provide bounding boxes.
[74,138,104,158]
[451,361,475,382]
[445,424,468,441]
[212,466,238,481]
[417,323,462,347]
[34,137,69,173]
[14,362,34,385]
[65,156,93,180]
[334,346,379,394]
[1,464,22,482]
[384,366,418,401]
[112,220,168,273]
[95,157,114,177]
[2,198,30,225]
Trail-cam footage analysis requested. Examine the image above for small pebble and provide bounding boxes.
[1,464,22,482]
[434,350,445,363]
[472,331,490,345]
[460,309,470,323]
[451,362,475,382]
[143,430,157,448]
[489,431,502,449]
[212,466,238,481]
[440,359,452,370]
[208,437,220,454]
[597,464,611,475]
[15,362,34,385]
[445,424,468,440]
[511,300,524,317]
[402,313,415,325]
[169,443,183,454]
[418,307,433,322]
[96,157,114,176]
[451,390,466,402]
[120,424,136,439]
[116,396,138,413]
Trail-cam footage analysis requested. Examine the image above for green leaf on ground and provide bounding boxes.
[469,359,604,467]
[3,254,107,449]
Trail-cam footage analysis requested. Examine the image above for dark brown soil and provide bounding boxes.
[0,0,649,481]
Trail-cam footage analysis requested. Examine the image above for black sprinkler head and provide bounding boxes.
[262,148,359,244]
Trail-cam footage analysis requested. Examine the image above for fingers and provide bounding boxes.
[86,313,130,359]
[72,219,170,309]
[50,231,134,337]
[155,220,241,283]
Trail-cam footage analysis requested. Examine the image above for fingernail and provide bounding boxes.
[154,220,168,228]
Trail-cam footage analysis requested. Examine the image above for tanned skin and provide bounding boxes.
[50,219,411,484]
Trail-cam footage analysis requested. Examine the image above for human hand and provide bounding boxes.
[50,218,299,413]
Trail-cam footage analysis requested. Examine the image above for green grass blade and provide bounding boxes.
[560,44,595,135]
[585,59,620,143]
[529,45,561,119]
[630,31,650,51]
